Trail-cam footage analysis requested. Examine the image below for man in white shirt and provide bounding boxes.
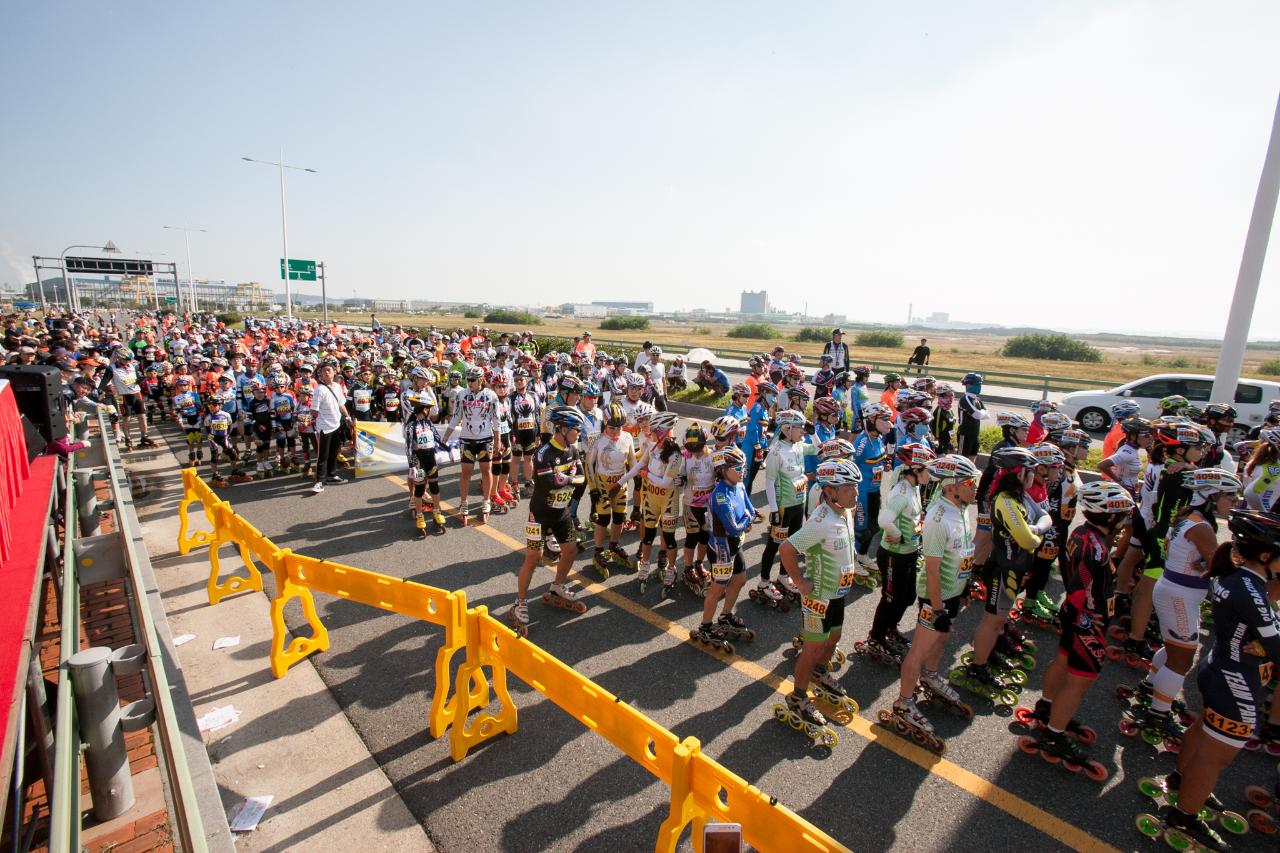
[309,363,348,493]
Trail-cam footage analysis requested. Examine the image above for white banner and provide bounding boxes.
[355,422,408,477]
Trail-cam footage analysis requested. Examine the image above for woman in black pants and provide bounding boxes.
[310,363,348,493]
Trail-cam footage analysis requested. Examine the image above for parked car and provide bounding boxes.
[1059,373,1280,439]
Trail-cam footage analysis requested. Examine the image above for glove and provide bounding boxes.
[590,489,602,507]
[769,511,781,528]
[931,608,952,634]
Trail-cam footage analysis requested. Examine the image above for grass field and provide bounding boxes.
[300,310,1278,387]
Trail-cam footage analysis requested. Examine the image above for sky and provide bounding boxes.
[2,2,1278,338]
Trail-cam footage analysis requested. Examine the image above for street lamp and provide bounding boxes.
[132,250,169,311]
[60,240,119,312]
[241,150,317,321]
[163,226,207,314]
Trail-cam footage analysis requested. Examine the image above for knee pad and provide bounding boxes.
[428,478,440,495]
[611,512,627,527]
[413,482,426,498]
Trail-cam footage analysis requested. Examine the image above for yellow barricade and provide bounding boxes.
[176,473,849,852]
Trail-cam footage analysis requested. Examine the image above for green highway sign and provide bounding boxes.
[280,258,317,281]
[165,297,177,304]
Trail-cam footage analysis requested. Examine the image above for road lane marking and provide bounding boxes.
[381,474,1119,853]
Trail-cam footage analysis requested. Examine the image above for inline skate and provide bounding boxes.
[1002,621,1038,655]
[689,622,735,655]
[877,697,946,755]
[1115,681,1194,727]
[1017,729,1107,781]
[1244,720,1280,756]
[748,579,790,612]
[774,576,803,603]
[947,663,1019,710]
[1244,775,1280,835]
[509,599,529,638]
[959,650,1028,686]
[1012,698,1096,743]
[852,555,881,589]
[1140,773,1248,837]
[591,550,612,580]
[413,511,428,539]
[1119,705,1185,754]
[772,691,839,748]
[681,564,710,598]
[790,634,847,671]
[661,563,679,599]
[716,612,755,644]
[852,635,902,667]
[1135,806,1235,853]
[604,544,636,571]
[809,668,859,723]
[542,581,588,614]
[917,671,974,719]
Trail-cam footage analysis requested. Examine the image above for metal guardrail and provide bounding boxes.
[47,412,221,852]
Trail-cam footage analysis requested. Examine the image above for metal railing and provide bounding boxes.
[46,412,227,852]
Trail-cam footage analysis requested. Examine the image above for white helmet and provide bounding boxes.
[927,454,980,482]
[775,410,807,431]
[1029,443,1066,468]
[1077,481,1136,515]
[996,412,1030,429]
[649,411,677,433]
[816,458,861,487]
[1184,468,1242,496]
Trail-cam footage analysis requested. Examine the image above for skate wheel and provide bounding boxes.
[1161,827,1194,851]
[960,651,975,666]
[541,593,552,605]
[1105,646,1124,661]
[1164,738,1182,754]
[1244,738,1261,752]
[1137,777,1164,799]
[1108,624,1126,640]
[1013,707,1035,725]
[1084,761,1108,781]
[1062,759,1082,773]
[932,738,947,757]
[1135,813,1163,839]
[1246,785,1276,808]
[955,702,974,720]
[741,630,756,642]
[1115,684,1135,700]
[877,708,893,723]
[1017,736,1038,755]
[789,715,803,731]
[772,704,789,722]
[1004,669,1028,686]
[1247,808,1277,834]
[909,728,927,746]
[1219,811,1248,835]
[1118,719,1139,736]
[1266,741,1280,757]
[574,601,588,613]
[832,649,847,667]
[1075,725,1097,745]
[1139,729,1162,747]
[1016,654,1037,671]
[997,689,1019,707]
[821,729,839,748]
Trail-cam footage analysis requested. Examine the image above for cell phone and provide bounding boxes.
[703,821,743,853]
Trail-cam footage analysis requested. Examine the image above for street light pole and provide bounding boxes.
[242,151,317,322]
[163,226,206,315]
[1211,90,1280,405]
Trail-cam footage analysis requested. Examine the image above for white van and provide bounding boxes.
[1059,373,1280,438]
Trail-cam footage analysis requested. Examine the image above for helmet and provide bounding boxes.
[899,407,930,425]
[1260,427,1280,450]
[748,356,763,368]
[786,386,810,404]
[514,367,530,379]
[927,454,980,482]
[1157,422,1206,448]
[713,446,747,471]
[996,412,1030,429]
[632,402,655,421]
[1204,403,1238,421]
[1030,400,1058,415]
[557,353,571,365]
[912,376,936,391]
[852,365,871,379]
[549,406,587,432]
[113,347,131,361]
[649,411,678,433]
[883,372,902,384]
[490,373,509,388]
[1120,416,1153,436]
[1183,468,1242,496]
[1077,481,1136,515]
[1159,394,1190,413]
[559,375,584,395]
[962,372,983,385]
[1185,405,1206,423]
[604,403,626,427]
[991,446,1038,470]
[775,410,807,431]
[447,370,462,382]
[626,373,646,389]
[582,381,600,397]
[814,396,841,417]
[1050,428,1092,448]
[410,367,430,380]
[270,374,289,389]
[342,359,357,370]
[731,383,751,397]
[649,345,662,356]
[711,415,740,441]
[1039,411,1072,432]
[1227,510,1280,553]
[755,381,778,400]
[816,458,862,487]
[863,402,892,422]
[1029,443,1066,467]
[1269,399,1280,415]
[895,442,936,468]
[684,423,707,450]
[785,363,804,380]
[465,366,484,382]
[819,437,855,460]
[175,375,192,386]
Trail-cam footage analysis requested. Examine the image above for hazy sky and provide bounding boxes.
[3,2,1278,337]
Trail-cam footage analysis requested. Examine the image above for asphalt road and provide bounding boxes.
[156,426,1279,853]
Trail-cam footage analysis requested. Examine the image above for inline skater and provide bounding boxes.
[1123,423,1207,666]
[755,409,819,607]
[107,347,156,449]
[953,446,1050,701]
[270,375,300,474]
[972,412,1031,571]
[1024,399,1058,445]
[586,402,638,578]
[1201,403,1239,474]
[690,446,756,653]
[732,382,772,495]
[295,386,316,476]
[510,369,541,495]
[1098,417,1154,494]
[929,384,956,454]
[489,374,516,512]
[1129,469,1242,743]
[679,423,715,593]
[1150,511,1280,852]
[440,366,502,524]
[865,442,936,661]
[1020,481,1134,778]
[1243,428,1280,511]
[403,400,447,536]
[852,403,893,579]
[847,365,871,425]
[776,458,863,744]
[890,454,980,747]
[956,372,988,461]
[1102,400,1142,458]
[622,411,684,593]
[510,406,589,636]
[201,395,240,487]
[1015,442,1067,627]
[247,382,275,478]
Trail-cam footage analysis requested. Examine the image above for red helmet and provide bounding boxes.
[899,407,930,425]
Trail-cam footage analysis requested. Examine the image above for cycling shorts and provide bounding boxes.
[641,482,678,531]
[461,438,493,463]
[915,595,962,633]
[799,595,845,643]
[1151,576,1206,648]
[593,473,629,517]
[525,509,573,552]
[117,392,144,415]
[511,428,539,455]
[1197,664,1264,748]
[983,556,1024,617]
[1056,605,1106,678]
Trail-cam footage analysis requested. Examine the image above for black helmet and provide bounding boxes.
[991,446,1038,470]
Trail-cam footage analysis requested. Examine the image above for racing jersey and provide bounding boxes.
[213,387,239,418]
[585,431,636,486]
[401,386,437,421]
[174,390,202,419]
[763,438,818,513]
[1062,524,1115,620]
[1147,464,1195,564]
[1204,568,1280,684]
[878,475,923,555]
[237,372,262,406]
[578,405,604,449]
[709,480,753,538]
[494,396,513,438]
[626,444,684,490]
[918,495,975,601]
[350,383,376,416]
[379,386,402,420]
[296,406,316,434]
[203,410,234,442]
[1244,463,1280,512]
[788,501,856,600]
[1103,443,1143,493]
[448,387,500,440]
[851,431,886,495]
[619,396,646,436]
[271,392,296,429]
[1138,461,1165,528]
[109,363,141,396]
[1163,512,1213,589]
[403,417,442,460]
[510,391,541,433]
[530,438,582,515]
[992,492,1045,571]
[683,450,716,508]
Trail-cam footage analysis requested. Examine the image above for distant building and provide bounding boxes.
[740,290,769,314]
[373,299,409,312]
[559,303,608,318]
[592,300,653,313]
[927,312,950,324]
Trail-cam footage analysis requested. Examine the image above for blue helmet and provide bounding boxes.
[1111,400,1141,419]
[549,406,587,432]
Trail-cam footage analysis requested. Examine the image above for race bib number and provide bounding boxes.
[792,477,809,494]
[384,397,399,412]
[976,513,991,529]
[415,431,435,450]
[838,570,856,593]
[802,597,828,634]
[711,561,734,580]
[517,417,535,431]
[549,488,573,508]
[525,521,543,543]
[957,547,975,582]
[660,514,678,533]
[802,597,829,617]
[871,469,883,484]
[692,487,713,500]
[354,390,372,412]
[1036,544,1059,560]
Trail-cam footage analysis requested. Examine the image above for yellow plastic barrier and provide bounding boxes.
[176,473,850,853]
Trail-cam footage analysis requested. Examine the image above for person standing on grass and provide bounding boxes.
[309,361,349,493]
[907,338,931,375]
[822,328,849,372]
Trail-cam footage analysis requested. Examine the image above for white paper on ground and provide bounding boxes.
[212,635,240,650]
[229,795,273,832]
[173,633,196,646]
[197,705,241,733]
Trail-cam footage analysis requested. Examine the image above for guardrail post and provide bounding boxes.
[65,644,156,821]
[1041,377,1049,401]
[73,468,101,537]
